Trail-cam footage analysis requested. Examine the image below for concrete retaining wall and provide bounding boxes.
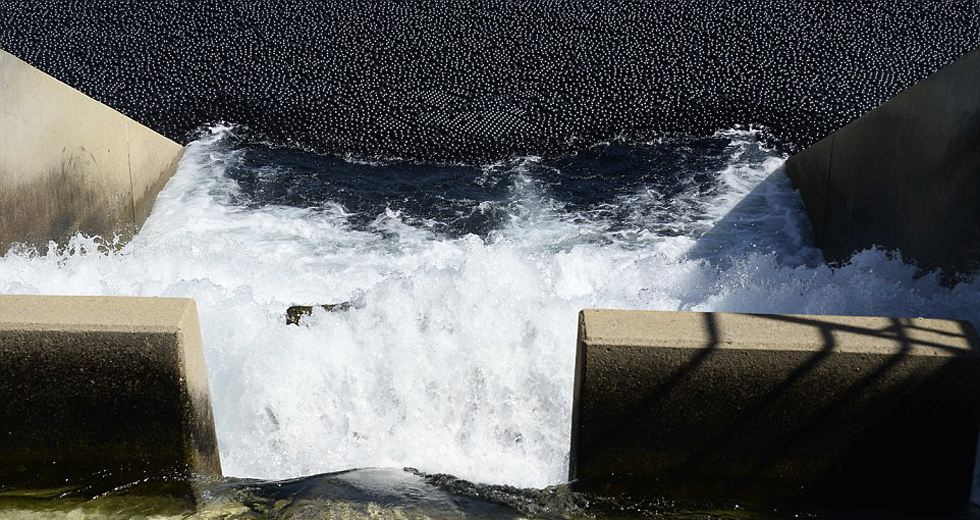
[570,309,980,508]
[0,295,220,495]
[0,49,183,252]
[785,46,980,283]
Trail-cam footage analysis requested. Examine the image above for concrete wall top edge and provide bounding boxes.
[0,294,197,332]
[580,309,979,356]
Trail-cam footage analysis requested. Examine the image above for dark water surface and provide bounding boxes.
[222,133,738,240]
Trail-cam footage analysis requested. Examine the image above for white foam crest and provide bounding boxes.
[490,162,595,253]
[0,128,976,489]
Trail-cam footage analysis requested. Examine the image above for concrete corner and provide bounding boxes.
[0,50,184,252]
[570,309,980,508]
[0,295,221,496]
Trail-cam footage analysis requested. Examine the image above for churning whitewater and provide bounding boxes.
[1,127,977,489]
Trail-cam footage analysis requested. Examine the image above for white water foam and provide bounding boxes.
[1,127,977,489]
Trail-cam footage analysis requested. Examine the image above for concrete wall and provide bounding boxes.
[785,46,980,284]
[0,295,220,496]
[570,309,980,508]
[0,49,183,252]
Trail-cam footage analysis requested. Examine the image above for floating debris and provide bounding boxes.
[286,302,354,325]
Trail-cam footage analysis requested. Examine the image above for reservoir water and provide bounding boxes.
[2,126,979,518]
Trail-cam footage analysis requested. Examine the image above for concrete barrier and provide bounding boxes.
[785,46,980,284]
[0,49,183,253]
[0,295,221,496]
[570,309,980,508]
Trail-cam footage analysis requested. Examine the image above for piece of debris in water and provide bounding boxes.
[286,302,353,325]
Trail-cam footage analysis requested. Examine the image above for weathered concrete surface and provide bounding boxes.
[0,49,183,252]
[786,46,980,283]
[0,295,220,495]
[570,309,980,508]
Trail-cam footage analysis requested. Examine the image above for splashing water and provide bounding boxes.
[1,126,977,489]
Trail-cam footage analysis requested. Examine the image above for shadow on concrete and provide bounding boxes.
[573,312,721,475]
[712,315,978,509]
[572,311,980,512]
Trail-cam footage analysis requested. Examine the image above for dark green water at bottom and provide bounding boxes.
[3,468,979,520]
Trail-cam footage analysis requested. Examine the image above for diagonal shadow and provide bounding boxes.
[726,317,918,491]
[762,313,975,353]
[669,316,837,480]
[575,312,722,471]
[574,310,980,508]
[668,314,979,506]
